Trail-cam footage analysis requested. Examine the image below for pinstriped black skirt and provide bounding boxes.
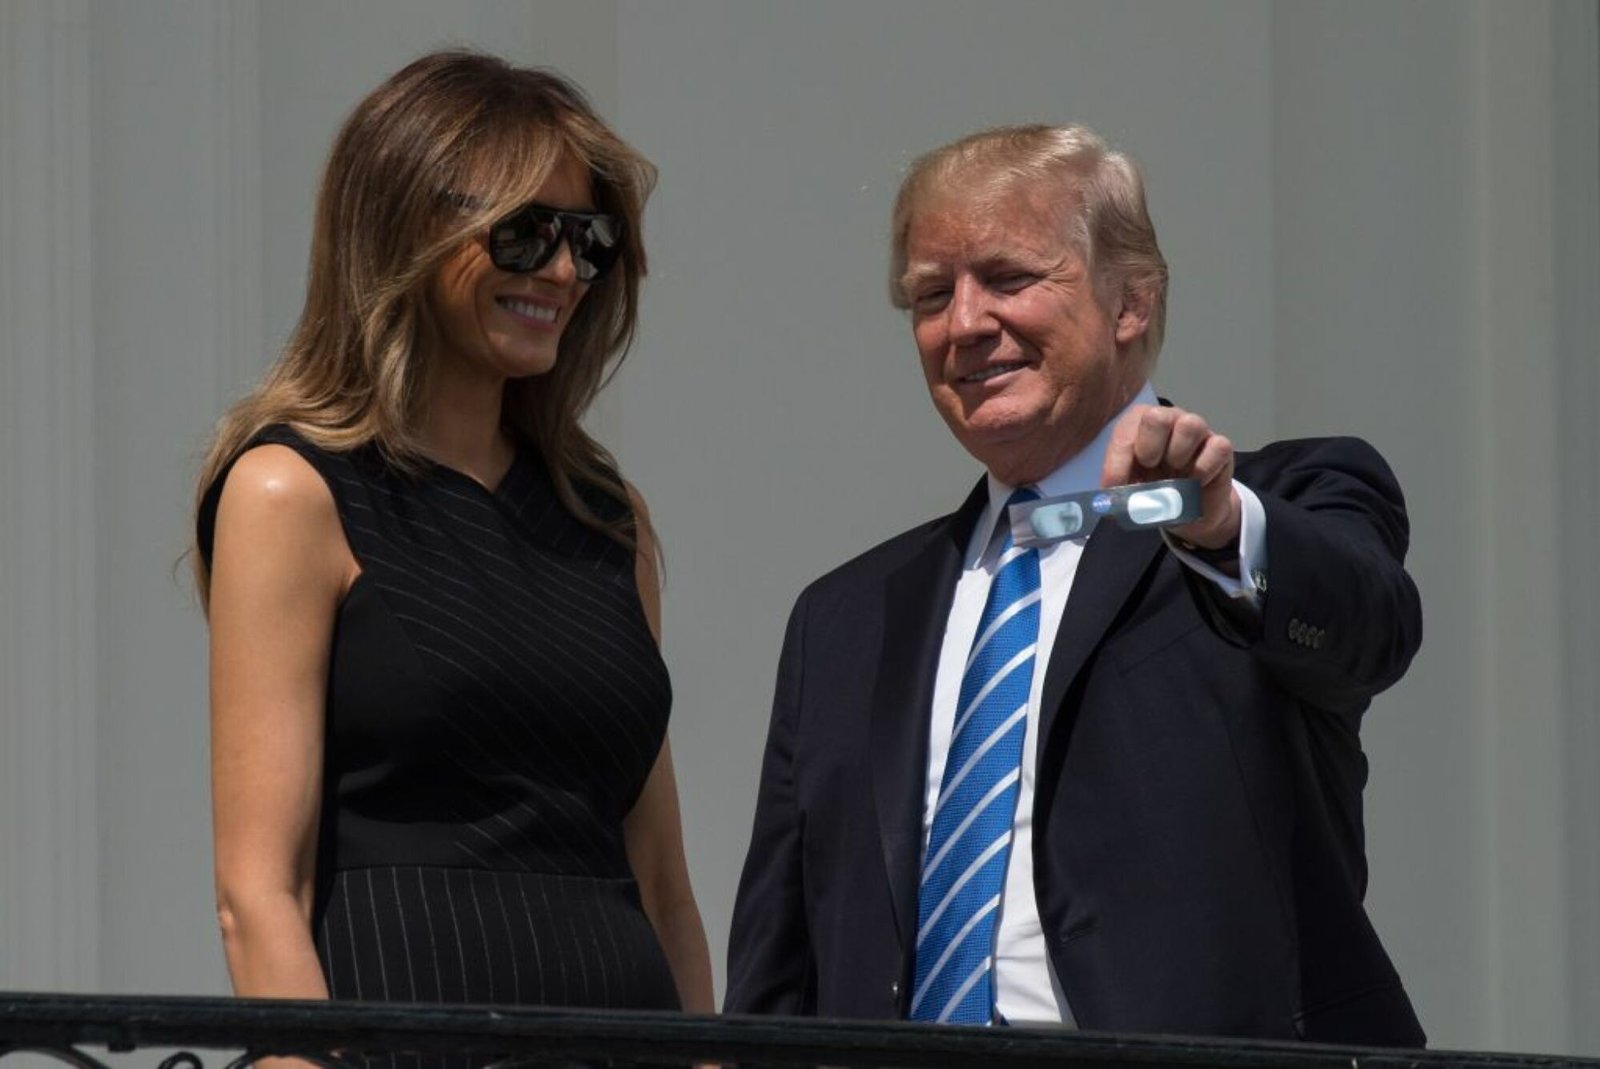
[314,865,679,1065]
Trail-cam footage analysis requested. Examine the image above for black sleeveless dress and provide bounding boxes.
[198,425,680,1015]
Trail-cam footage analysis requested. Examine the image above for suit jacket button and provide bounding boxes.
[890,979,900,998]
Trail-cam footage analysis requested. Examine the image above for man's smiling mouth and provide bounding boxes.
[959,362,1028,384]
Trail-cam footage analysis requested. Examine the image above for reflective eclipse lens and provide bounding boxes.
[1125,486,1188,525]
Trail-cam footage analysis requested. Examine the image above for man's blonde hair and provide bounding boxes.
[889,123,1169,365]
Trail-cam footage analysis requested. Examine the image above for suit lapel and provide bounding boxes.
[1038,523,1165,747]
[870,480,987,954]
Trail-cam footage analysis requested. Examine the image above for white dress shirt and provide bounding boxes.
[919,383,1267,1025]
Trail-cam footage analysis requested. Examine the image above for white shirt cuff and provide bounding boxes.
[1163,480,1268,607]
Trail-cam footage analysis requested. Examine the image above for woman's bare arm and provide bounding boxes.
[622,487,715,1013]
[209,444,357,999]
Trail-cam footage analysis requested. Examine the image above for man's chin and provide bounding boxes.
[949,412,1094,485]
[949,421,1041,475]
[950,412,1039,452]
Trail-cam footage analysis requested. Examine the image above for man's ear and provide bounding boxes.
[1114,282,1153,346]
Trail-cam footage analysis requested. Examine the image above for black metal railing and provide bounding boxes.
[2,993,1596,1069]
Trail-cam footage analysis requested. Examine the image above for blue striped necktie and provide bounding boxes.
[910,487,1042,1024]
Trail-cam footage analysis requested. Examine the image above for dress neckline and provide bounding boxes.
[424,438,530,499]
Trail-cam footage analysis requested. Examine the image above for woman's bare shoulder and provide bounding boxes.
[211,444,355,595]
[216,443,337,526]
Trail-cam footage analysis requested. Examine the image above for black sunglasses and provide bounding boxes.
[448,193,626,282]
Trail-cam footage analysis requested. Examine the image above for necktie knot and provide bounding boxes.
[995,488,1040,552]
[1007,487,1041,506]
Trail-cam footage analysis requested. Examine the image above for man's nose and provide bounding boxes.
[947,276,996,344]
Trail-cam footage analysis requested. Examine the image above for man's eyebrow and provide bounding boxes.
[899,263,948,291]
[972,250,1043,273]
[900,250,1046,293]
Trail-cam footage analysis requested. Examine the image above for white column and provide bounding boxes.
[1471,0,1574,1051]
[89,0,264,993]
[1266,0,1589,1050]
[1551,0,1600,1055]
[209,0,266,409]
[0,0,100,993]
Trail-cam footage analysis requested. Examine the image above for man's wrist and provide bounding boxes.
[1175,538,1241,575]
[1177,538,1239,562]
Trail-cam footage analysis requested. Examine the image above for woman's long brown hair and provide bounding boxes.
[193,49,656,605]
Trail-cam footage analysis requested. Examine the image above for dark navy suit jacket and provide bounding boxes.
[725,436,1426,1046]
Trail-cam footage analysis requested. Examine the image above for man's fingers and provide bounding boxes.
[1100,406,1147,486]
[1191,433,1235,488]
[1169,434,1239,549]
[1164,411,1211,473]
[1132,406,1177,471]
[1101,407,1232,510]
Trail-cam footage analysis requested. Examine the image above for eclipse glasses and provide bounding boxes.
[1009,478,1203,548]
[449,193,625,282]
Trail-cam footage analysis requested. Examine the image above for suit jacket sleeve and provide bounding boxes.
[1222,437,1422,719]
[724,589,815,1014]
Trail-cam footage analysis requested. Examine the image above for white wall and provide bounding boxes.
[0,0,1594,1056]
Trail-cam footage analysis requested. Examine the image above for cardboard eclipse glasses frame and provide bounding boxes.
[1008,478,1203,548]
